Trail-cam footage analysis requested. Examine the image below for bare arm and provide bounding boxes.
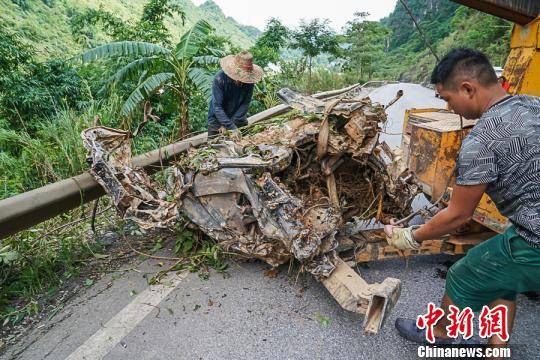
[412,184,487,242]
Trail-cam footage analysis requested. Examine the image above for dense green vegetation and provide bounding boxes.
[80,20,222,138]
[382,0,459,50]
[373,0,512,82]
[290,19,340,94]
[0,0,259,58]
[0,0,513,330]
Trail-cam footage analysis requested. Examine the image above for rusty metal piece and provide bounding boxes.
[405,114,509,233]
[317,98,342,160]
[344,110,379,146]
[451,0,539,25]
[81,127,178,229]
[321,258,401,334]
[504,16,540,96]
[335,228,493,263]
[384,89,404,110]
[408,115,473,200]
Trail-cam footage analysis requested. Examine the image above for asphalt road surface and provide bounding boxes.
[4,84,539,360]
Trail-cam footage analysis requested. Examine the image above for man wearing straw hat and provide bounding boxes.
[207,51,264,138]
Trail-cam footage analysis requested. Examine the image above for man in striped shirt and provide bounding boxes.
[385,48,540,347]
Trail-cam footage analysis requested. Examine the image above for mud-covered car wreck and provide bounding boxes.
[82,88,419,333]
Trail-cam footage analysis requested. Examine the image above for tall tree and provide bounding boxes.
[343,12,391,81]
[250,18,290,69]
[449,7,512,67]
[71,0,186,47]
[81,20,221,139]
[291,19,339,94]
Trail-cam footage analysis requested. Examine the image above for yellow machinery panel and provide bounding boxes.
[505,16,540,96]
[473,195,510,234]
[408,115,473,201]
[405,111,510,234]
[401,108,458,166]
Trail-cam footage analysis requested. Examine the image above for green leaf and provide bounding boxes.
[174,239,182,255]
[182,238,194,254]
[81,41,170,63]
[151,239,163,253]
[187,67,213,98]
[137,69,150,85]
[13,312,25,325]
[314,312,331,327]
[0,250,19,264]
[99,56,163,95]
[121,72,175,116]
[175,230,196,255]
[175,20,213,59]
[84,279,94,287]
[206,47,227,58]
[47,304,64,321]
[193,55,220,66]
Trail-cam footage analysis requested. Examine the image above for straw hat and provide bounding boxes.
[220,51,264,84]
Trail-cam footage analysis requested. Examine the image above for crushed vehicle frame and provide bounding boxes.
[81,86,479,334]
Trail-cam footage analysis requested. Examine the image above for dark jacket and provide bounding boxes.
[207,70,254,131]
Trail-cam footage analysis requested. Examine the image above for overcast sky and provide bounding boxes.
[191,0,398,31]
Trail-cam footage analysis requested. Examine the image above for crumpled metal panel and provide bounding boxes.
[81,127,178,229]
[82,90,418,278]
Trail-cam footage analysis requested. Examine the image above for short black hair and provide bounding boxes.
[430,48,497,88]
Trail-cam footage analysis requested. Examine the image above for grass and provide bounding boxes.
[0,201,229,330]
[0,93,225,330]
[0,92,187,200]
[1,99,111,199]
[0,204,117,328]
[0,95,126,325]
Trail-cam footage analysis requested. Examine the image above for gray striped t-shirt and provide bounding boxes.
[456,95,540,247]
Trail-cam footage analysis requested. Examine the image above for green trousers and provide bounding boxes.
[446,226,540,311]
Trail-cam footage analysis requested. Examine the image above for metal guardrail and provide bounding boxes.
[0,83,364,239]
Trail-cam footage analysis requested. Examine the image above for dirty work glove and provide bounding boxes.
[386,226,421,250]
[231,128,242,141]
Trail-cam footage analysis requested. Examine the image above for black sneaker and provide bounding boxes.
[395,318,482,346]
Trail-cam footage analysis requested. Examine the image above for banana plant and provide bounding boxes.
[81,20,222,138]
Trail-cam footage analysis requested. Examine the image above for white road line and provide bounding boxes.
[65,271,187,360]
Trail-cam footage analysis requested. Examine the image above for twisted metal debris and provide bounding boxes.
[82,88,418,333]
[82,88,418,277]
